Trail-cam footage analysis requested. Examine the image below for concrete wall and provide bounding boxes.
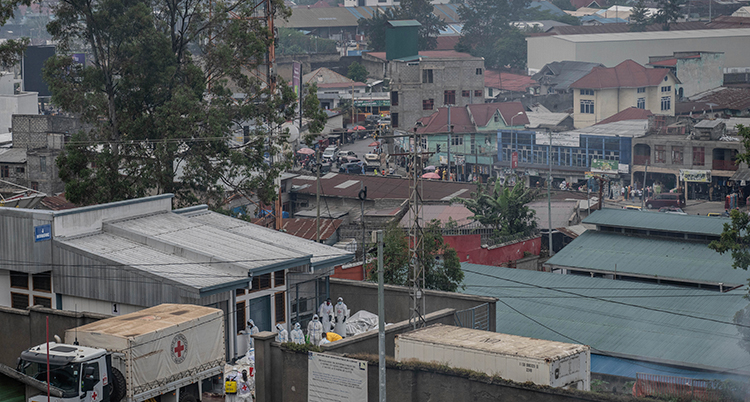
[0,305,109,367]
[527,29,750,73]
[254,329,626,402]
[443,234,541,266]
[329,278,497,332]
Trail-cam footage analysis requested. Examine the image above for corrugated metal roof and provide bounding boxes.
[460,263,750,376]
[106,212,312,274]
[0,148,26,163]
[583,208,725,236]
[555,28,750,43]
[181,210,353,269]
[545,231,744,286]
[59,232,249,291]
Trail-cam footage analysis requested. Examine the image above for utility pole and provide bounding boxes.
[316,147,321,243]
[376,230,386,402]
[409,127,425,329]
[447,105,452,181]
[641,161,649,209]
[547,130,554,256]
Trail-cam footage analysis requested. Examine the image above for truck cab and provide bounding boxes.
[18,342,118,402]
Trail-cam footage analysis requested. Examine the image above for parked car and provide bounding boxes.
[340,161,364,174]
[645,193,684,209]
[658,206,687,215]
[322,146,339,161]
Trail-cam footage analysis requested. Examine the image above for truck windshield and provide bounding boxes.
[17,360,80,398]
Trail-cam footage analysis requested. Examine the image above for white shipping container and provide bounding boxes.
[65,304,226,401]
[395,324,590,390]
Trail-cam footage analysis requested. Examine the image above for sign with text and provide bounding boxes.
[591,159,619,174]
[511,152,518,168]
[534,132,580,147]
[308,352,367,402]
[680,169,711,183]
[34,224,51,242]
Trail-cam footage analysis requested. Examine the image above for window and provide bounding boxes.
[494,115,499,122]
[32,272,51,292]
[274,270,285,287]
[392,113,399,128]
[655,145,666,163]
[451,137,463,146]
[15,167,24,173]
[444,90,455,105]
[475,68,483,75]
[31,182,38,191]
[390,91,398,106]
[422,99,434,110]
[0,165,7,178]
[274,292,285,324]
[488,88,493,97]
[236,288,246,296]
[10,271,28,289]
[474,90,482,97]
[671,146,684,164]
[250,273,272,292]
[661,86,671,93]
[11,292,28,309]
[580,100,594,114]
[580,89,594,96]
[39,156,46,172]
[33,296,52,308]
[637,98,645,109]
[637,87,646,93]
[660,96,671,111]
[461,90,470,98]
[422,69,433,84]
[693,147,705,166]
[236,301,246,333]
[420,137,428,151]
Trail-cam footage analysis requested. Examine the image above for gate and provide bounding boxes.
[287,267,332,330]
[454,303,490,331]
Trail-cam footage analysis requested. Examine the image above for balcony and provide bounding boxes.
[713,159,739,171]
[633,155,650,166]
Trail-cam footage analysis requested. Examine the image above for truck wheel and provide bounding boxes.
[110,367,127,402]
[179,393,198,402]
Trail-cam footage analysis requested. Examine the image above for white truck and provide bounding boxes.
[14,304,226,402]
[395,324,590,391]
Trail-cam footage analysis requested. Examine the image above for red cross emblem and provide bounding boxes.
[241,384,248,392]
[91,391,98,401]
[174,341,185,357]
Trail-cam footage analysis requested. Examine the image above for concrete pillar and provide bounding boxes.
[253,331,277,402]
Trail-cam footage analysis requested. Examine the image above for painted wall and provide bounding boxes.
[675,53,725,98]
[443,234,541,266]
[61,294,142,316]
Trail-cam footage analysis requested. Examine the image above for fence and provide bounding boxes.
[454,303,491,331]
[633,373,728,402]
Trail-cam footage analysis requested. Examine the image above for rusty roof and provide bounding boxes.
[40,193,78,211]
[595,107,653,125]
[571,59,672,89]
[549,21,710,35]
[484,70,538,93]
[706,15,750,29]
[416,106,475,134]
[291,173,477,201]
[469,102,529,127]
[363,50,478,62]
[687,87,750,112]
[252,217,342,241]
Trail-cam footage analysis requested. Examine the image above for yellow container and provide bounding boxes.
[225,380,238,394]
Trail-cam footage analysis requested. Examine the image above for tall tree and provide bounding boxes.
[358,0,446,52]
[654,0,684,30]
[367,221,464,292]
[629,0,651,31]
[347,61,368,83]
[457,0,529,52]
[455,179,538,236]
[487,27,527,70]
[46,0,324,208]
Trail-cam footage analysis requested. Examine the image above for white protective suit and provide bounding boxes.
[275,323,288,343]
[333,297,349,338]
[319,299,334,332]
[307,314,323,346]
[290,323,305,344]
[245,319,260,351]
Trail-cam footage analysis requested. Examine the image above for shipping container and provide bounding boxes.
[395,324,590,390]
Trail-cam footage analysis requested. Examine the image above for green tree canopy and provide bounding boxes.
[367,221,464,292]
[358,0,447,52]
[347,61,368,83]
[629,0,652,31]
[46,0,325,208]
[653,0,684,30]
[455,179,538,236]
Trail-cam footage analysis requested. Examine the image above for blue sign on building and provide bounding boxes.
[34,224,51,242]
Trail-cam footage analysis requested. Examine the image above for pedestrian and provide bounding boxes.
[333,297,348,338]
[307,314,323,346]
[290,323,305,344]
[319,298,334,331]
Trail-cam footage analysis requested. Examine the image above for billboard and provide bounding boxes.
[590,159,619,174]
[23,45,55,96]
[680,169,711,183]
[308,352,367,402]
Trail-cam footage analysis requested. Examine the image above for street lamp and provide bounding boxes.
[510,111,524,173]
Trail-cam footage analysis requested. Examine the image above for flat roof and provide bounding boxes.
[71,304,221,338]
[548,28,750,43]
[583,208,725,236]
[545,230,744,287]
[460,263,750,376]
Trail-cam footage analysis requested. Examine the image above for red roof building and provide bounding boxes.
[484,70,539,100]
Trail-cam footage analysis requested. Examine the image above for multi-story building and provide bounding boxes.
[648,51,725,99]
[570,59,678,128]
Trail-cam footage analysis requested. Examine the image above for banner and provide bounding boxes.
[680,169,711,182]
[308,352,367,402]
[292,62,301,96]
[591,159,619,174]
[534,132,580,147]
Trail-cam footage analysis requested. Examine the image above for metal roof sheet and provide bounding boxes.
[583,208,726,235]
[553,27,750,42]
[460,263,750,375]
[180,210,353,269]
[106,212,312,274]
[59,232,249,291]
[546,231,744,286]
[0,148,26,163]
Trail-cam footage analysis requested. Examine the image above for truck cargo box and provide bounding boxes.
[395,324,590,390]
[65,304,225,401]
